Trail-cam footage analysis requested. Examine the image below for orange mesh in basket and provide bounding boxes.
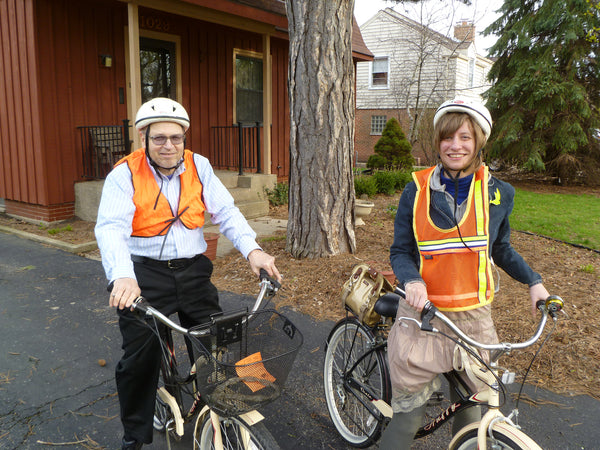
[235,352,276,392]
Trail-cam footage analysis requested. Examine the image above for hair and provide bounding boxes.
[434,112,487,169]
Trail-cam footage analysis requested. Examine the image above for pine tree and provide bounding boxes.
[368,117,414,169]
[484,0,600,182]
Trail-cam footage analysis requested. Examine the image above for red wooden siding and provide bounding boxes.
[271,37,290,180]
[0,0,44,205]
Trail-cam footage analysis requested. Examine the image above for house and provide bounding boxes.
[0,0,372,223]
[355,8,493,165]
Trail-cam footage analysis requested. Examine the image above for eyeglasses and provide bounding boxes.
[148,134,185,146]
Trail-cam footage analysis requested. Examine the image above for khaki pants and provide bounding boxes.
[387,302,498,413]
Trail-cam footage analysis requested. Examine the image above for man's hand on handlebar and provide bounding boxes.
[108,277,141,310]
[248,249,282,283]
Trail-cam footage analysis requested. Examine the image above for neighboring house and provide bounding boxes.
[355,8,493,165]
[0,0,372,223]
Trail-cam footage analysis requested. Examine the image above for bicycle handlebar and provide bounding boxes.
[130,269,280,337]
[393,288,564,353]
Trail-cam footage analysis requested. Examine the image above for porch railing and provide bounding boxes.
[210,122,262,175]
[78,120,132,179]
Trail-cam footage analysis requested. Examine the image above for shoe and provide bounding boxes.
[121,437,142,450]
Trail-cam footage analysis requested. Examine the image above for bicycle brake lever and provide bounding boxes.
[420,301,436,332]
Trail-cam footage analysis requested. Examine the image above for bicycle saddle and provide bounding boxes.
[374,293,400,318]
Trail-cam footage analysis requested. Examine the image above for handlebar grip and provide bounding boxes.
[535,299,546,311]
[259,268,281,290]
[131,297,149,314]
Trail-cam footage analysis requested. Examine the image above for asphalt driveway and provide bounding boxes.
[0,231,598,449]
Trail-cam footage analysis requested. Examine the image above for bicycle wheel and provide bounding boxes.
[449,422,542,450]
[323,317,390,447]
[194,413,281,450]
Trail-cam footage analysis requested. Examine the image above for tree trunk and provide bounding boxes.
[285,0,356,259]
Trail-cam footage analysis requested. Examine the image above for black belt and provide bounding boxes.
[131,254,202,270]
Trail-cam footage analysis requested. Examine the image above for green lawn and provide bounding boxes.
[511,189,600,251]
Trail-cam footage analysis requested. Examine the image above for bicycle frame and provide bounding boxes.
[338,320,481,440]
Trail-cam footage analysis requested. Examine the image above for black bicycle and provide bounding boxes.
[131,270,303,450]
[323,285,564,449]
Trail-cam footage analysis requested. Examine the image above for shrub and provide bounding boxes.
[366,154,388,170]
[373,171,397,196]
[372,118,415,170]
[390,169,413,190]
[354,175,378,197]
[264,182,289,206]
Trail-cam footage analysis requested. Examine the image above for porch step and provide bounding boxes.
[74,171,276,223]
[206,171,276,222]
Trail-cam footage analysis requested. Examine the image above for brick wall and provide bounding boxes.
[5,200,75,224]
[355,109,427,166]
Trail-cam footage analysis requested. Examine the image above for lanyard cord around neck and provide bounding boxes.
[441,168,475,253]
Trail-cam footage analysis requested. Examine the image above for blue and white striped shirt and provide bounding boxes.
[95,152,260,283]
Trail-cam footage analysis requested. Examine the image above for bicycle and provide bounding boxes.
[323,285,565,449]
[130,270,303,450]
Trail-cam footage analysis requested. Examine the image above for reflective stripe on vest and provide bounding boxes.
[115,149,206,237]
[412,165,494,311]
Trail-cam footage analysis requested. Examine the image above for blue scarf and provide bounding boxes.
[441,172,473,204]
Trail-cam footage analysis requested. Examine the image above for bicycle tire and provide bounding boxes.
[194,413,281,450]
[323,317,390,448]
[449,422,542,450]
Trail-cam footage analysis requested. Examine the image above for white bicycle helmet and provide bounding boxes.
[135,97,190,131]
[433,98,492,139]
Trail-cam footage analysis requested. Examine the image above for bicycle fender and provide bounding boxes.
[448,421,542,449]
[157,387,184,437]
[193,406,265,428]
[239,409,265,426]
[480,422,542,450]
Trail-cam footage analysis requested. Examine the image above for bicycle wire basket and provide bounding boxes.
[189,309,303,417]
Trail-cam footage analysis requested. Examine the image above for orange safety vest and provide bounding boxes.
[115,148,205,237]
[412,165,494,311]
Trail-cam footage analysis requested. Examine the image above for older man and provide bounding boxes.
[95,97,280,449]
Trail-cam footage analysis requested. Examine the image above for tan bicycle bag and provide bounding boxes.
[341,264,394,327]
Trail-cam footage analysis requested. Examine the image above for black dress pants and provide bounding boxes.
[115,254,220,444]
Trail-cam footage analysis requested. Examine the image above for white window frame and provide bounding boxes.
[369,56,390,89]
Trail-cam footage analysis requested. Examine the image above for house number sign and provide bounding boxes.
[140,15,171,32]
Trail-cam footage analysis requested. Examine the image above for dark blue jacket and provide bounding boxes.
[390,170,542,289]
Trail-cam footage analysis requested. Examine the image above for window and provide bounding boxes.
[371,115,387,135]
[468,58,475,88]
[235,54,263,124]
[370,56,389,88]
